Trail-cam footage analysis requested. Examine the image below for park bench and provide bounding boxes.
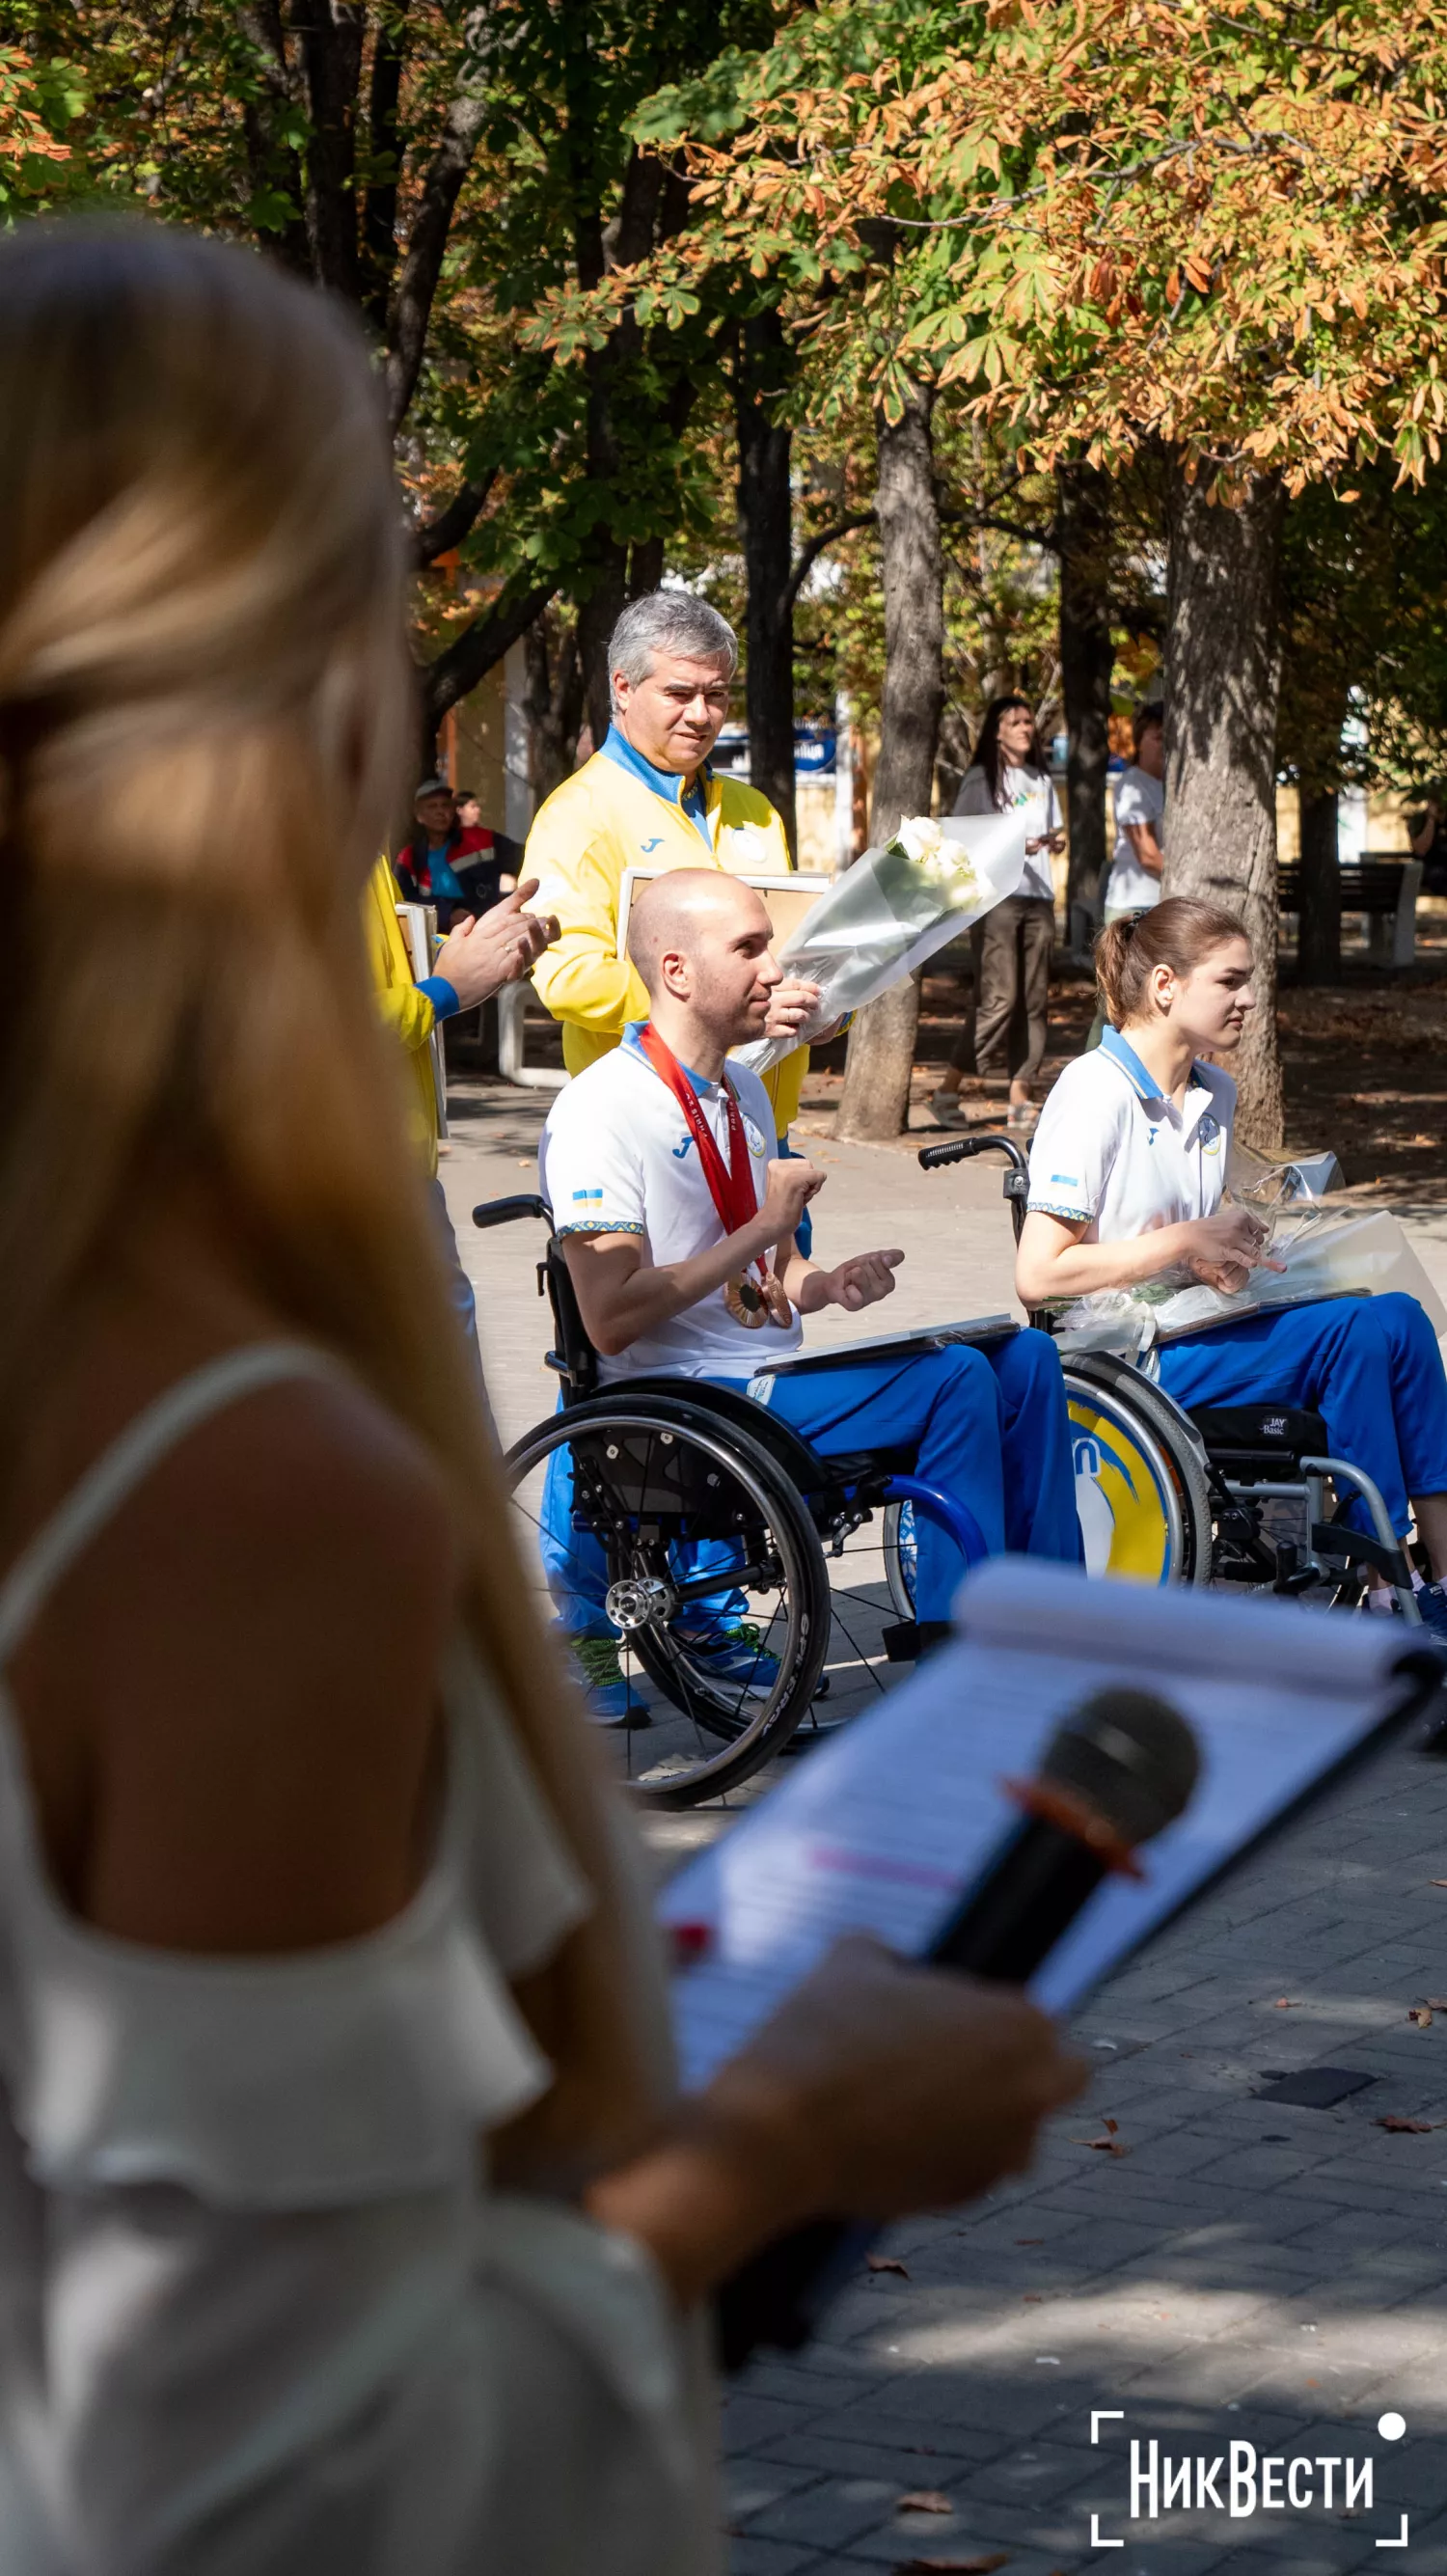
[1277,855,1423,969]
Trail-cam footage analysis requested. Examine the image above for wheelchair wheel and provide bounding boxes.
[1064,1355,1213,1585]
[505,1399,832,1808]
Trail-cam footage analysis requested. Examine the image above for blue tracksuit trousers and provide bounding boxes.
[1156,1293,1447,1538]
[540,1329,1081,1635]
[747,1329,1082,1619]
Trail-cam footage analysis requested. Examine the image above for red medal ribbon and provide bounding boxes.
[635,1023,767,1286]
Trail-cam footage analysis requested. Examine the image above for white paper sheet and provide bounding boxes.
[662,1560,1427,2092]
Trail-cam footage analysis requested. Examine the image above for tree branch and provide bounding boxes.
[782,509,875,618]
[384,9,488,434]
[422,580,557,734]
[414,470,497,566]
[234,2,311,278]
[364,0,412,324]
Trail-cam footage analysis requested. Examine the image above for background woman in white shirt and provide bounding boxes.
[932,694,1065,1134]
[0,224,1084,2576]
[1016,900,1447,1638]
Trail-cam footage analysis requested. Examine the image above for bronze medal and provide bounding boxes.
[724,1274,769,1329]
[762,1272,794,1329]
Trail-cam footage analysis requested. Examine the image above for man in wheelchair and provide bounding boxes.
[1016,895,1447,1638]
[538,870,1081,1716]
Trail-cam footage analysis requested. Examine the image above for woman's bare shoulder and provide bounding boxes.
[13,1351,465,1951]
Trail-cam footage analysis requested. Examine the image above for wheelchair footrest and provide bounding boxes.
[881,1619,953,1663]
[1310,1521,1412,1587]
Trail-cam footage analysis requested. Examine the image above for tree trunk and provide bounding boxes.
[735,311,797,855]
[1297,787,1342,985]
[1056,461,1113,917]
[1163,465,1287,1146]
[836,380,944,1143]
[524,615,585,804]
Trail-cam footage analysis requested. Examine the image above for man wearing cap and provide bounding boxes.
[526,591,824,1157]
[397,776,509,925]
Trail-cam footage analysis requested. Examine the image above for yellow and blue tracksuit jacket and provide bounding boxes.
[363,855,442,1177]
[525,727,807,1132]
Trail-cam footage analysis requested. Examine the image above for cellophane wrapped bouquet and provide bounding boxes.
[731,808,1028,1075]
[1051,1144,1447,1360]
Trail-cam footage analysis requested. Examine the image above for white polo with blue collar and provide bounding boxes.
[538,1023,804,1384]
[1026,1027,1236,1243]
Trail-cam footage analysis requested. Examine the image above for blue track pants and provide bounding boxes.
[747,1329,1082,1619]
[1156,1293,1447,1539]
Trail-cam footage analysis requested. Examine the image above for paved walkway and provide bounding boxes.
[443,1073,1447,2574]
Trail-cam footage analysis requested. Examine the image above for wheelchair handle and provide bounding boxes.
[472,1193,552,1231]
[917,1131,1028,1179]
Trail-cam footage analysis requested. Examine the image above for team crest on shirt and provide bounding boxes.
[742,1113,767,1158]
[1198,1115,1223,1155]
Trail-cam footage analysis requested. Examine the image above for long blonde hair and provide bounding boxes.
[0,222,662,2176]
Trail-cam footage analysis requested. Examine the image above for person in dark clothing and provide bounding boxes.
[396,778,508,924]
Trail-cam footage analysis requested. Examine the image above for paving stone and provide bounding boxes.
[743,2475,903,2551]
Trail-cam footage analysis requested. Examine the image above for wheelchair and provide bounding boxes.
[916,1134,1421,1621]
[474,1192,1006,1809]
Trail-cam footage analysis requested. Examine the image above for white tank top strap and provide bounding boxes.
[0,1340,342,1671]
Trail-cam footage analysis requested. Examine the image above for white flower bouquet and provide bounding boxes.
[731,808,1029,1075]
[1052,1209,1447,1360]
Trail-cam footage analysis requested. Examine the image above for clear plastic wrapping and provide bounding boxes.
[731,809,1028,1076]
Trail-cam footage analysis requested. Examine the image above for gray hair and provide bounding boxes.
[607,591,737,713]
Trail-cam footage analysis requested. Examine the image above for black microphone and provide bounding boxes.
[713,1686,1199,2371]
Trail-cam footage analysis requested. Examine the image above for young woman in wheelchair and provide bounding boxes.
[538,870,1081,1713]
[1015,896,1447,1636]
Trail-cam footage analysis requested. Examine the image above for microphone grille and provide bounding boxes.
[1039,1686,1199,1850]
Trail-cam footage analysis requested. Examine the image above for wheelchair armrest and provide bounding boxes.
[917,1131,1028,1179]
[472,1193,551,1230]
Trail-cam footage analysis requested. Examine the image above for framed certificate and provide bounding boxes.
[614,865,832,964]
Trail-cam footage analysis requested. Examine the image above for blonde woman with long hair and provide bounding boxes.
[0,225,1081,2576]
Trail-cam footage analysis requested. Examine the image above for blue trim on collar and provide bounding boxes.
[622,1020,715,1095]
[600,726,711,843]
[1099,1026,1214,1109]
[1098,1025,1160,1102]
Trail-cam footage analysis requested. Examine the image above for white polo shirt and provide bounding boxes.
[953,762,1059,903]
[1106,765,1165,912]
[1026,1028,1235,1244]
[538,1025,804,1384]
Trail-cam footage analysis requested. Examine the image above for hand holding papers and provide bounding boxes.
[662,1560,1442,2095]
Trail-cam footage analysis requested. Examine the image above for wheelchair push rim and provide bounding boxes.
[505,1402,832,1808]
[1063,1357,1213,1586]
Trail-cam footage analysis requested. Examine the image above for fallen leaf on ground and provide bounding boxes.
[1409,2008,1433,2027]
[1432,1880,1447,1888]
[1376,2115,1436,2132]
[1427,1998,1447,2012]
[897,2490,954,2514]
[1022,2292,1043,2302]
[867,2255,911,2278]
[1273,1997,1301,2009]
[892,2559,1010,2574]
[1073,2133,1129,2154]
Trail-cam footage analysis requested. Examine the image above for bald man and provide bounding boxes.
[537,872,1081,1717]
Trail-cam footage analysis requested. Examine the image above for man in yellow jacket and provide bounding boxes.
[363,854,557,1364]
[526,590,824,1157]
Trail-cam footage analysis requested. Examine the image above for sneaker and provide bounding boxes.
[929,1087,969,1129]
[571,1634,650,1728]
[676,1622,781,1696]
[1006,1100,1038,1134]
[1413,1581,1447,1652]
